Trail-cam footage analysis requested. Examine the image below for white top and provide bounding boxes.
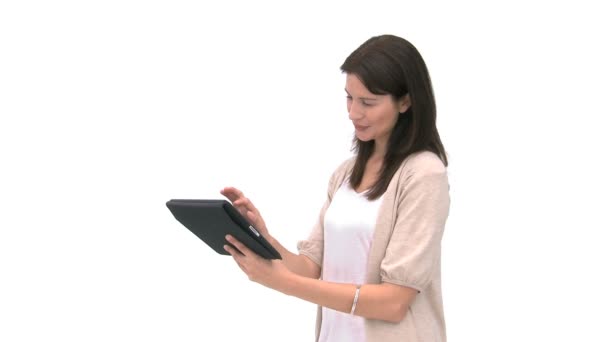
[319,179,384,342]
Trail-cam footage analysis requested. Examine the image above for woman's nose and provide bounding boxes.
[348,102,363,121]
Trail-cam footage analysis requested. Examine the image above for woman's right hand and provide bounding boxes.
[220,186,270,238]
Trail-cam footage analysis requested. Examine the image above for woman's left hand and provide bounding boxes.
[224,235,292,292]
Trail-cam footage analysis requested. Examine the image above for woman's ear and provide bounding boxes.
[398,93,412,114]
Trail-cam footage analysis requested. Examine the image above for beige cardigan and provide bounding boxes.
[297,151,451,342]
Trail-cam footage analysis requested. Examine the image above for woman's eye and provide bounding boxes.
[346,96,372,107]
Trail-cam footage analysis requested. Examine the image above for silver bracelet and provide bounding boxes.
[350,285,361,315]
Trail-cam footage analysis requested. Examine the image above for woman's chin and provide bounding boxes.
[354,132,373,142]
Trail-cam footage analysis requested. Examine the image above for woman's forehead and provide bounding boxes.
[345,74,389,99]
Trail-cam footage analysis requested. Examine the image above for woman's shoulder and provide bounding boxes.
[392,151,450,198]
[334,155,357,174]
[399,150,447,176]
[329,151,446,180]
[318,155,356,192]
[326,151,446,190]
[328,155,356,184]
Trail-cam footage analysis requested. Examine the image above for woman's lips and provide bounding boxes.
[355,125,369,131]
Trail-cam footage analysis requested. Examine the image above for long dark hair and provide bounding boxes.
[341,34,448,200]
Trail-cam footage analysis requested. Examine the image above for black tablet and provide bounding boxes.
[166,199,282,260]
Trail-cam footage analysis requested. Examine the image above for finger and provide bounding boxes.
[220,187,244,202]
[232,199,250,214]
[246,210,265,228]
[235,198,262,220]
[221,186,243,195]
[225,235,253,257]
[224,244,245,260]
[233,197,254,211]
[236,262,247,274]
[231,200,249,218]
[224,243,237,257]
[224,245,248,272]
[233,198,262,224]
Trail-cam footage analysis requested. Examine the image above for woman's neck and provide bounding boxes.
[371,138,388,162]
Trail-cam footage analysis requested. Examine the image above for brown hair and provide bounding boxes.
[341,34,448,200]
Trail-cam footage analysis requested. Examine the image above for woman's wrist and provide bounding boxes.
[266,235,284,253]
[276,269,300,295]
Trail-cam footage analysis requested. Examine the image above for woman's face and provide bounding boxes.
[345,73,410,145]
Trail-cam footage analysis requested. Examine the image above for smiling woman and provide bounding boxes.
[221,34,450,342]
[344,73,411,177]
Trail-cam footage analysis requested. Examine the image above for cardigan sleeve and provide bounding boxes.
[380,162,450,292]
[296,173,336,268]
[296,199,330,268]
[296,158,352,268]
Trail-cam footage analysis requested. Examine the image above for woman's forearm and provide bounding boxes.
[277,273,417,323]
[267,236,320,279]
[224,233,416,323]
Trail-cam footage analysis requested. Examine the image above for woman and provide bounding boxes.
[221,34,450,342]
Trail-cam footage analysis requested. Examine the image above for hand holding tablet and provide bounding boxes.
[166,197,281,260]
[220,186,270,239]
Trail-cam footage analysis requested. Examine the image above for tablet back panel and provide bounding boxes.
[166,200,281,260]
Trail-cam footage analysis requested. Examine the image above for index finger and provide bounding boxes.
[220,186,244,202]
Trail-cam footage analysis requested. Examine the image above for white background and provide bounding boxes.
[1,1,607,341]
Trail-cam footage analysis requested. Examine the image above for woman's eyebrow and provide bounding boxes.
[344,88,378,101]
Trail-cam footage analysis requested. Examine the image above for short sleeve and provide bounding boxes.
[296,159,352,268]
[380,165,450,292]
[296,198,330,268]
